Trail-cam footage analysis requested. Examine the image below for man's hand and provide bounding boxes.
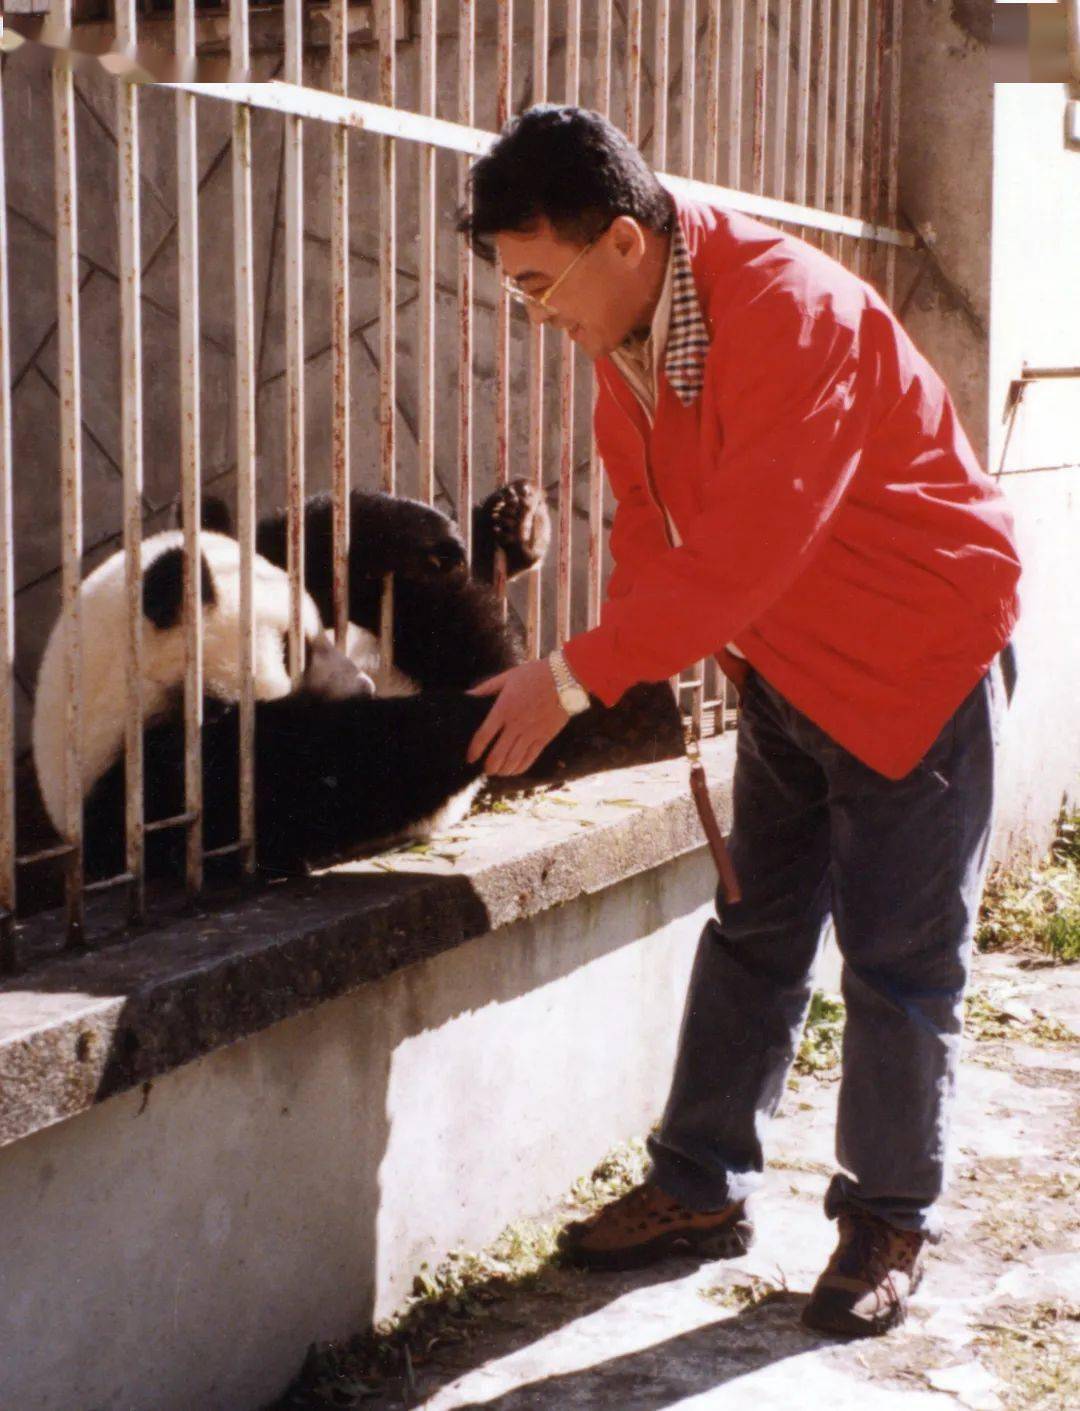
[467,658,571,776]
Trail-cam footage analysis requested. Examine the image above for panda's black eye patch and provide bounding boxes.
[142,547,216,630]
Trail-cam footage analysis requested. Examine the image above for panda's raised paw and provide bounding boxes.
[477,480,552,581]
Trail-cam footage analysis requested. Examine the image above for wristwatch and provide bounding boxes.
[548,648,591,715]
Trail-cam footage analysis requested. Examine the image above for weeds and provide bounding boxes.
[977,812,1080,964]
[794,990,845,1075]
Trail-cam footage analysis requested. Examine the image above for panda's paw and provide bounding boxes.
[485,479,552,576]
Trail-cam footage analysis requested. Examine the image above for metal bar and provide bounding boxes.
[625,0,643,144]
[330,0,350,646]
[774,0,792,198]
[284,0,305,689]
[728,0,745,187]
[0,57,15,973]
[590,0,614,626]
[831,0,851,262]
[526,0,548,658]
[867,0,887,287]
[116,0,145,922]
[654,0,670,170]
[493,0,512,609]
[230,0,256,874]
[458,0,474,562]
[597,0,613,117]
[751,0,767,193]
[663,169,910,243]
[166,82,914,247]
[884,0,902,303]
[16,843,77,868]
[813,0,832,247]
[176,0,203,897]
[144,811,199,833]
[378,0,396,662]
[850,0,871,275]
[52,0,86,945]
[418,0,436,506]
[793,0,812,209]
[705,0,722,185]
[682,0,696,177]
[557,0,581,647]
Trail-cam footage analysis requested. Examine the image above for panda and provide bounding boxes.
[32,479,682,886]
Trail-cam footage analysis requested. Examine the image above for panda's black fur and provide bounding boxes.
[50,480,682,887]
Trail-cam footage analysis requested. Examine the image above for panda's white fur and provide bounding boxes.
[32,529,325,836]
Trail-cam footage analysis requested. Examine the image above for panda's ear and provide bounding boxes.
[142,547,217,630]
[201,496,234,536]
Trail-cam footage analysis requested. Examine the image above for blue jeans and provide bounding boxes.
[647,651,1014,1239]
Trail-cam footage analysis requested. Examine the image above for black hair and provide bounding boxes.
[457,104,673,262]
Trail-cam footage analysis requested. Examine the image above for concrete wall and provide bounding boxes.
[988,83,1080,860]
[0,847,712,1411]
[897,8,1080,861]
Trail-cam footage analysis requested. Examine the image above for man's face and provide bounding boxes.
[495,216,652,360]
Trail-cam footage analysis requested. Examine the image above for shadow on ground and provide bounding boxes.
[272,1255,826,1410]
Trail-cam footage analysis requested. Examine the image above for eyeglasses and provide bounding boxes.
[500,233,603,314]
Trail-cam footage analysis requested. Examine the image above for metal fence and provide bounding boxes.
[0,0,913,967]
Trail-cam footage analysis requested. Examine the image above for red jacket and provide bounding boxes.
[562,197,1021,779]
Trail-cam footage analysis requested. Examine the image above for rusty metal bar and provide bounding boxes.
[728,0,745,188]
[654,0,670,170]
[493,0,512,608]
[0,57,15,972]
[884,0,902,303]
[418,0,436,507]
[176,0,204,896]
[813,0,832,247]
[51,0,86,944]
[705,0,722,184]
[284,0,305,689]
[590,0,614,626]
[330,0,350,646]
[458,0,474,562]
[831,0,851,262]
[850,0,871,274]
[597,0,613,116]
[116,0,145,921]
[526,0,548,658]
[751,0,767,193]
[378,0,396,661]
[557,0,581,647]
[866,0,887,288]
[793,0,812,209]
[682,0,696,176]
[230,0,256,874]
[625,0,643,143]
[774,0,792,198]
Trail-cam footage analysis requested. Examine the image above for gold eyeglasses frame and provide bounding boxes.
[499,228,607,314]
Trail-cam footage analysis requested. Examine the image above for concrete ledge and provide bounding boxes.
[0,735,735,1150]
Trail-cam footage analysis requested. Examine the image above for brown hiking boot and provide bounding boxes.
[557,1181,754,1271]
[801,1205,928,1338]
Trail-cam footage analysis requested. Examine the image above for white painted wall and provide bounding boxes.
[0,851,711,1411]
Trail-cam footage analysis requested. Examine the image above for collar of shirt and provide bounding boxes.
[608,221,709,415]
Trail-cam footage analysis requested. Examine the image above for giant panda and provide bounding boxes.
[32,479,681,886]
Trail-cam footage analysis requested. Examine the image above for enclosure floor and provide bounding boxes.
[286,950,1080,1411]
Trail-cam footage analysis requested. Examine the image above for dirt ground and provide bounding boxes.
[274,950,1080,1411]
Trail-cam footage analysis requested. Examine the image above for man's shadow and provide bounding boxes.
[283,1259,825,1410]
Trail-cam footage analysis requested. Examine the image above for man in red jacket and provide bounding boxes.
[460,106,1020,1338]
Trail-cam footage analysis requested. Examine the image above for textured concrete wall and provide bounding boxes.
[0,848,712,1411]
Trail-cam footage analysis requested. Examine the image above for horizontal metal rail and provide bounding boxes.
[161,83,916,248]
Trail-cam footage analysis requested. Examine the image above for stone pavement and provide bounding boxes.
[358,952,1080,1411]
